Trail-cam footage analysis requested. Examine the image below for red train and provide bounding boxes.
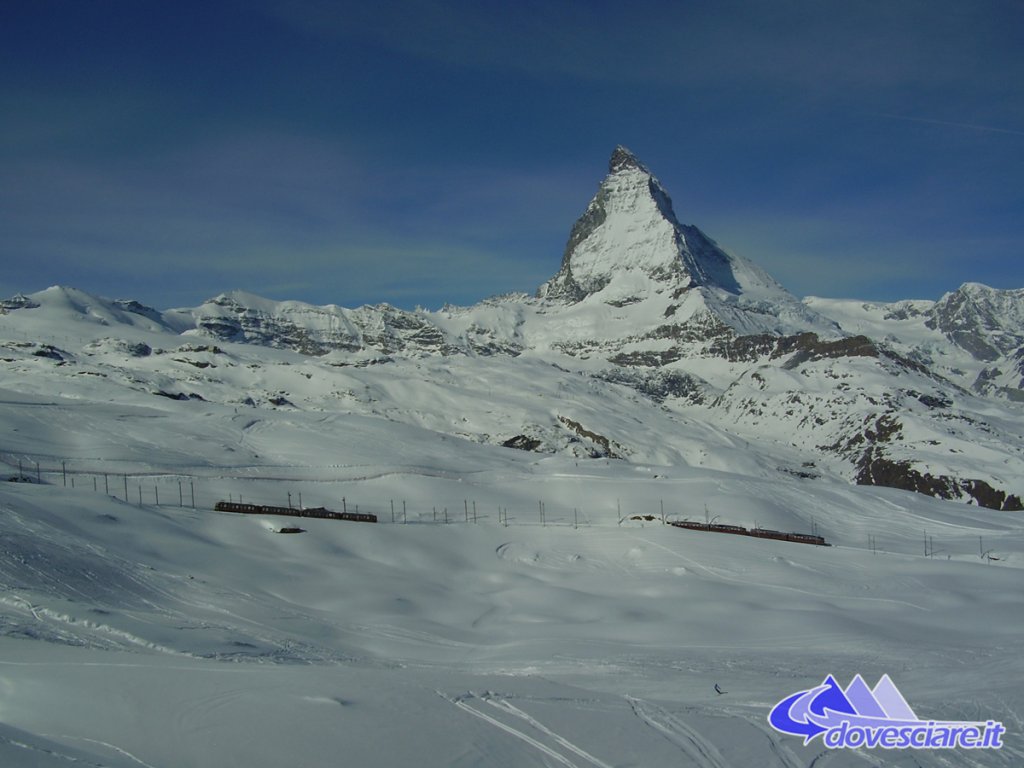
[669,520,829,546]
[214,500,377,523]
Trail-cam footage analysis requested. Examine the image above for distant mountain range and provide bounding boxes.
[2,147,1022,509]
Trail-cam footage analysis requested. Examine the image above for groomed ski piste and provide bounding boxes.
[1,388,1023,767]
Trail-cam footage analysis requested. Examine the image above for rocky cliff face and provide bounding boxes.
[189,292,466,359]
[926,283,1024,361]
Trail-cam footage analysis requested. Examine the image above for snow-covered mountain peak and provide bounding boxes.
[536,147,839,339]
[608,144,648,173]
[927,282,1024,361]
[538,146,687,303]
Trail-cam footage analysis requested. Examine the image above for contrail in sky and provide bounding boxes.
[878,113,1024,137]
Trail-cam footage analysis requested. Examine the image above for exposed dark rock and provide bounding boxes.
[83,338,153,358]
[865,414,903,443]
[502,435,544,452]
[597,368,707,404]
[113,299,164,324]
[776,334,879,369]
[642,316,734,346]
[780,466,819,479]
[0,293,40,311]
[916,393,951,409]
[609,145,645,173]
[884,304,927,321]
[707,333,776,363]
[558,416,623,459]
[608,349,683,367]
[153,390,205,401]
[855,448,1022,510]
[704,332,880,368]
[32,345,68,361]
[173,358,214,369]
[176,344,223,354]
[605,296,643,308]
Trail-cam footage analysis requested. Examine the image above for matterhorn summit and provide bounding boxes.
[537,146,837,338]
[538,146,694,302]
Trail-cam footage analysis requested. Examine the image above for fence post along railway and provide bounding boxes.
[8,457,1016,560]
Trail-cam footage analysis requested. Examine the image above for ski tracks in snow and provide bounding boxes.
[442,691,806,768]
[627,696,734,768]
[438,690,614,768]
[46,735,161,768]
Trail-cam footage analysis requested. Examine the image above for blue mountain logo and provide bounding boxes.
[768,674,1005,750]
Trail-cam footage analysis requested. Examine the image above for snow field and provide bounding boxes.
[1,461,1023,766]
[1,285,1023,765]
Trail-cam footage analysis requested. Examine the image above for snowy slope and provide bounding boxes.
[1,388,1023,767]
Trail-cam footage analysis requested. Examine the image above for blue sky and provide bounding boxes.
[2,0,1022,310]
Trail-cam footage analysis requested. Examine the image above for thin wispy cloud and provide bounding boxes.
[878,113,1024,137]
[257,0,1019,92]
